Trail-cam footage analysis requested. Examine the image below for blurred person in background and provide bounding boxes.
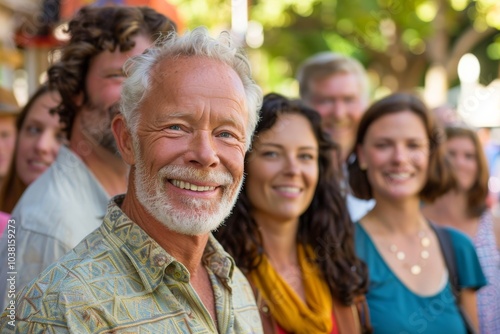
[0,5,176,308]
[0,85,65,234]
[477,127,500,213]
[297,53,369,163]
[297,52,374,222]
[423,125,500,334]
[0,87,19,189]
[216,93,371,333]
[349,93,486,333]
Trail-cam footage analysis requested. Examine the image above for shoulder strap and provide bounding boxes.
[354,295,372,334]
[332,295,372,334]
[430,223,478,334]
[430,223,460,298]
[247,277,278,334]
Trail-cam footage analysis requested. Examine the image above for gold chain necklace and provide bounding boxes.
[388,230,431,275]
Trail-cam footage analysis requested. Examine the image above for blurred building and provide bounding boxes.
[0,0,183,104]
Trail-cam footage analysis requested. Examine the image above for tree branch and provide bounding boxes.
[446,26,497,82]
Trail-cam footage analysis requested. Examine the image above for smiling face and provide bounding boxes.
[357,111,430,201]
[15,90,66,185]
[245,113,319,225]
[130,56,249,235]
[446,136,478,192]
[307,72,367,160]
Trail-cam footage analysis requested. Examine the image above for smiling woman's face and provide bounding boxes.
[245,113,319,225]
[16,90,66,186]
[446,136,478,192]
[357,110,430,202]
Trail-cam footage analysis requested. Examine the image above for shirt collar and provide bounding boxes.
[204,234,235,282]
[102,196,235,292]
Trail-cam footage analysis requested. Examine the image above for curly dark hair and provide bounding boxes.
[47,5,176,137]
[215,92,368,305]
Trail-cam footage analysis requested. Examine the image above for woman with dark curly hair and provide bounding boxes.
[348,93,486,333]
[215,93,370,334]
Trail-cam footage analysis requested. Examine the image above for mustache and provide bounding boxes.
[158,165,234,186]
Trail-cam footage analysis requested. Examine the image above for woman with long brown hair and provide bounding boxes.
[349,93,486,333]
[216,93,370,333]
[0,84,66,232]
[423,125,500,333]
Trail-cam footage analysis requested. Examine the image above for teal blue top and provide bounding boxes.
[355,223,487,334]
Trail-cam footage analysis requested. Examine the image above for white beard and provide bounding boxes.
[133,141,243,236]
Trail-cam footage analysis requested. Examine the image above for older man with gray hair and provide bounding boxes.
[0,27,263,333]
[297,52,370,163]
[297,52,373,222]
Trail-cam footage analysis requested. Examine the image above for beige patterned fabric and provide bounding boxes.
[0,145,109,310]
[0,196,263,333]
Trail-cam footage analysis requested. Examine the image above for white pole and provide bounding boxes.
[231,0,247,47]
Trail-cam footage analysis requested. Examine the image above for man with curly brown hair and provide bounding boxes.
[0,5,176,308]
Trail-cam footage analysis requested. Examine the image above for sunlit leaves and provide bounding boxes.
[487,35,500,59]
[168,0,232,31]
[168,0,500,93]
[416,1,438,22]
[450,0,470,11]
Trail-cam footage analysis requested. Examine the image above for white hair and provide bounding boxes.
[120,27,262,150]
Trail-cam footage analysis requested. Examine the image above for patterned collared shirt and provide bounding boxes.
[0,145,109,310]
[0,196,263,333]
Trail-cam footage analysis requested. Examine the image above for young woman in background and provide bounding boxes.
[348,93,486,333]
[423,125,500,333]
[0,85,66,233]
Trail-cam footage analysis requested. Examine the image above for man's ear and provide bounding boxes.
[112,114,135,165]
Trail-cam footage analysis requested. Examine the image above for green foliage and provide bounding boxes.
[171,0,500,95]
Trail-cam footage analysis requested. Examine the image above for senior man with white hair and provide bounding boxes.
[0,27,263,333]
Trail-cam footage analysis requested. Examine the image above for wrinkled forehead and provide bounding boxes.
[149,56,246,106]
[140,56,248,125]
[154,56,244,91]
